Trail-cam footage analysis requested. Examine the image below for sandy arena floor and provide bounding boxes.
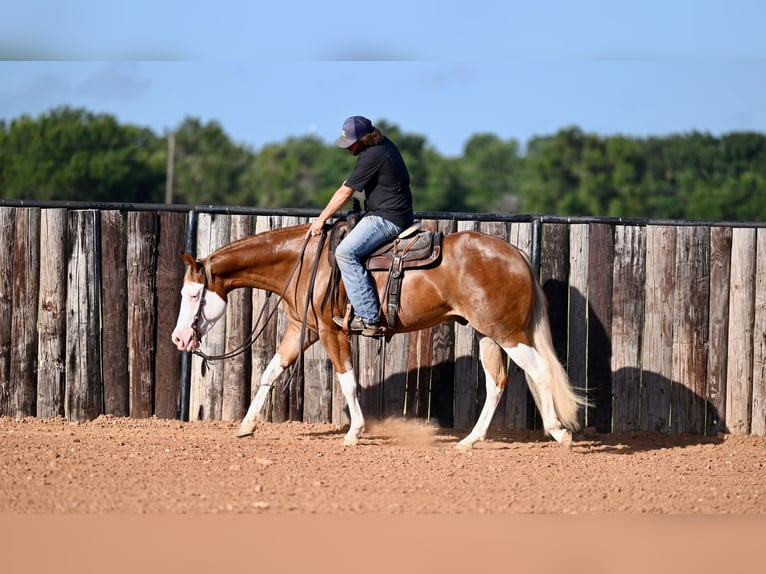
[1,415,764,514]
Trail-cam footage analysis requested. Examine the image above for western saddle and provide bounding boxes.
[326,217,443,333]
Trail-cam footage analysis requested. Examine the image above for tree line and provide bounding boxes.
[1,106,765,221]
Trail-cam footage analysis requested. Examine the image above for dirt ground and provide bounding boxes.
[1,415,765,514]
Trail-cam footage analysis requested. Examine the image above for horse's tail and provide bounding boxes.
[520,252,588,431]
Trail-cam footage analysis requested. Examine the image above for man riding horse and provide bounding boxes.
[307,116,413,337]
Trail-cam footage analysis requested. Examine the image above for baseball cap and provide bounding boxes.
[335,116,374,148]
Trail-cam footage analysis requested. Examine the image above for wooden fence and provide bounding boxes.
[0,204,764,436]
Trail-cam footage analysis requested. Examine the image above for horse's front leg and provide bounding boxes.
[237,322,316,438]
[237,353,285,437]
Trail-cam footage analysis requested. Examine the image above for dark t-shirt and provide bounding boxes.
[344,137,414,229]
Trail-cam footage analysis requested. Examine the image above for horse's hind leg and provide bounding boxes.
[457,338,507,451]
[336,369,366,445]
[506,343,572,447]
[321,329,365,445]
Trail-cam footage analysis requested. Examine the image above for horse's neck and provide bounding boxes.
[209,226,307,294]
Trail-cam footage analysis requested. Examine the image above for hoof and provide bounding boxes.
[455,438,475,451]
[547,426,573,446]
[342,425,364,446]
[237,419,257,438]
[548,427,573,448]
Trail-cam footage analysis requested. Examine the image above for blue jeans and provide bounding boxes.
[336,214,403,323]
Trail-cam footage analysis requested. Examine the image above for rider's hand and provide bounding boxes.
[307,220,324,237]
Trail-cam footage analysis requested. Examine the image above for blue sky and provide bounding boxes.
[1,0,765,157]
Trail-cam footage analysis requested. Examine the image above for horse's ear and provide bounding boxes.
[181,252,197,268]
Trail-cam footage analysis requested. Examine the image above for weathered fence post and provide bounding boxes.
[588,223,614,433]
[100,210,129,417]
[127,211,158,418]
[671,226,710,434]
[726,227,756,434]
[37,208,68,418]
[10,207,41,418]
[752,228,766,436]
[707,226,733,435]
[640,226,676,432]
[611,225,646,432]
[154,211,187,419]
[66,210,102,421]
[0,208,15,413]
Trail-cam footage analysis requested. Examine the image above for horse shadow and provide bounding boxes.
[352,279,725,453]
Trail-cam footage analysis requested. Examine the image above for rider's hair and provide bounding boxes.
[357,128,383,149]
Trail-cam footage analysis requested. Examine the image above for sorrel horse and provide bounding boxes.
[171,222,586,449]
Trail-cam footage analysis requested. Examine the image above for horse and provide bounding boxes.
[171,222,587,449]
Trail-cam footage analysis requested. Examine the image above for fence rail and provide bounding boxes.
[0,201,764,436]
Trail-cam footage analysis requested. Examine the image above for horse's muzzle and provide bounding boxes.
[172,330,200,353]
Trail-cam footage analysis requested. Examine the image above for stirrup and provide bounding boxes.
[332,315,387,337]
[334,303,354,331]
[361,322,387,337]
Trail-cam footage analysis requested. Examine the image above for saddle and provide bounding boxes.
[326,218,443,332]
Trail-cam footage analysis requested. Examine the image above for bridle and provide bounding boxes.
[189,273,209,347]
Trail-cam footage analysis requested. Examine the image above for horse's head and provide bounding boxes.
[171,253,228,352]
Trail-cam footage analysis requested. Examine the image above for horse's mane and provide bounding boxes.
[202,222,311,280]
[215,222,310,255]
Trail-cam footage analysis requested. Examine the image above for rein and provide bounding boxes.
[191,232,318,365]
[292,226,328,383]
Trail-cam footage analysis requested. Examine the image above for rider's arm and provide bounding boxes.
[307,183,355,236]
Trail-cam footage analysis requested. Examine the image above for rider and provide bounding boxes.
[307,115,414,337]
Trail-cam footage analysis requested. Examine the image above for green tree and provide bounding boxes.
[416,153,468,212]
[236,135,350,208]
[170,117,251,205]
[520,127,586,215]
[0,106,164,203]
[378,120,485,213]
[459,133,521,212]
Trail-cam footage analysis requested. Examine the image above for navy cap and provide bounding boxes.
[335,116,374,148]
